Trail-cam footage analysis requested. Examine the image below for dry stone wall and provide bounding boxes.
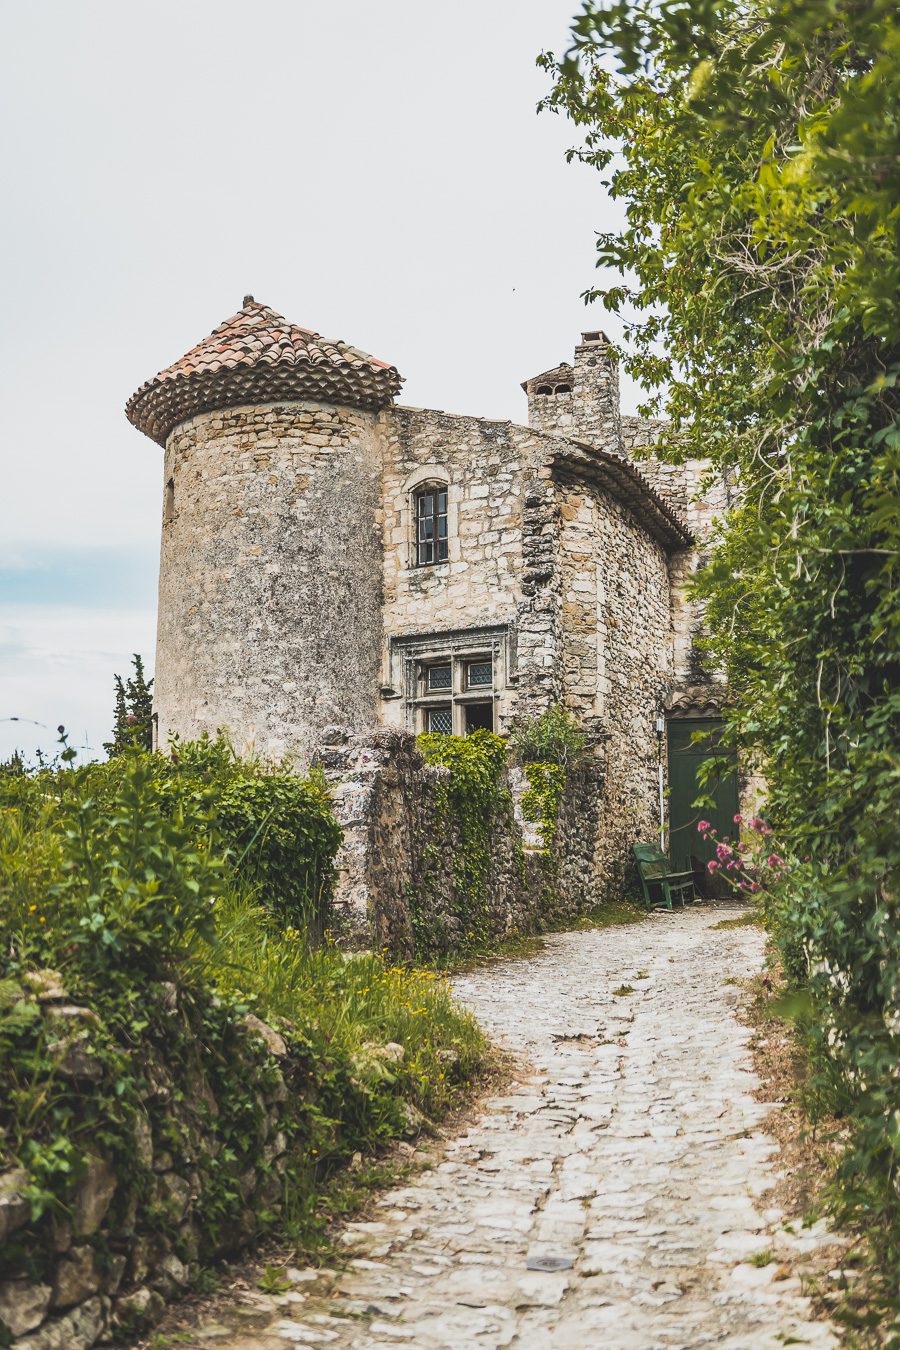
[317,729,603,957]
[373,406,685,908]
[620,415,733,694]
[378,408,545,735]
[0,986,305,1350]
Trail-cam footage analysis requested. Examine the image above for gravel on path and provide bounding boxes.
[171,908,840,1349]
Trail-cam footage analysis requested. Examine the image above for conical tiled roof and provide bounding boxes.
[126,297,403,446]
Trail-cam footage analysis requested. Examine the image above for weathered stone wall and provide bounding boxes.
[378,408,542,735]
[156,401,384,763]
[556,475,674,897]
[522,363,576,437]
[620,415,733,693]
[620,415,732,540]
[524,334,621,454]
[0,987,302,1350]
[571,334,622,452]
[318,730,603,955]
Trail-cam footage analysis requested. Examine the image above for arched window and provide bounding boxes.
[554,383,571,394]
[535,384,553,395]
[415,485,449,565]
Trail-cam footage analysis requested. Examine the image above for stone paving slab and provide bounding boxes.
[183,909,839,1349]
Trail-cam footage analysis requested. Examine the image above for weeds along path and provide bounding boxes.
[178,910,840,1349]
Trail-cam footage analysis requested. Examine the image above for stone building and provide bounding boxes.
[126,298,736,919]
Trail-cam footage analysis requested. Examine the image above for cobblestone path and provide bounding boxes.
[187,909,839,1349]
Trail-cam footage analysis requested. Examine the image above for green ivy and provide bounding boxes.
[521,761,566,853]
[416,731,515,955]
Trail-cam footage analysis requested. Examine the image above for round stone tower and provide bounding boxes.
[126,297,402,761]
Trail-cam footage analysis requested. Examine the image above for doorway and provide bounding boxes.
[667,718,739,896]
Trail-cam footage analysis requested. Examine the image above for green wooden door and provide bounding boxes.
[667,718,739,895]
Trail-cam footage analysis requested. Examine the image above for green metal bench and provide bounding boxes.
[632,842,697,911]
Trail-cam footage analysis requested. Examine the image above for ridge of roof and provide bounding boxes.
[126,297,403,446]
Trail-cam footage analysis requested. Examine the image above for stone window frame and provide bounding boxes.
[383,624,517,735]
[399,465,461,571]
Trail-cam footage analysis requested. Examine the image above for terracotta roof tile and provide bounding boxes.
[126,297,403,445]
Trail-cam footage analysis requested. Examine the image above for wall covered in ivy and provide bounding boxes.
[320,728,603,960]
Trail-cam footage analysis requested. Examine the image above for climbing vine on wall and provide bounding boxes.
[513,707,587,856]
[416,730,517,954]
[521,761,567,853]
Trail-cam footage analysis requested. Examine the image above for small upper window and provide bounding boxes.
[427,664,452,691]
[554,383,571,394]
[467,661,492,689]
[163,477,175,525]
[416,486,448,566]
[535,384,553,395]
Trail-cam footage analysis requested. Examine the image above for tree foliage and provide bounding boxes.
[541,0,899,1273]
[105,653,154,756]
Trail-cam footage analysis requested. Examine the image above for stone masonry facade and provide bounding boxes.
[128,300,731,929]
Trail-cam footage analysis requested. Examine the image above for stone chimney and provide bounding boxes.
[571,331,621,453]
[522,331,622,453]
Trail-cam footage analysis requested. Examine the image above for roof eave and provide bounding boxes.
[126,364,402,447]
[549,441,692,551]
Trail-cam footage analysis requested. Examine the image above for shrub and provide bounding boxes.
[510,706,589,768]
[162,736,342,934]
[1,736,342,935]
[0,743,488,1314]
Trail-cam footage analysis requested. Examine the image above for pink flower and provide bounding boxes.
[727,861,739,870]
[716,842,733,861]
[126,714,137,724]
[750,881,761,893]
[750,816,765,832]
[733,813,743,824]
[767,853,783,869]
[707,859,719,873]
[697,820,711,833]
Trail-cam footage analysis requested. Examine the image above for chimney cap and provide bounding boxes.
[580,329,610,345]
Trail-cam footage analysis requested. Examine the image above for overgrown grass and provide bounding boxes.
[211,888,486,1121]
[746,956,899,1342]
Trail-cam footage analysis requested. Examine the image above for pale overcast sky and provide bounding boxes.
[0,0,632,761]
